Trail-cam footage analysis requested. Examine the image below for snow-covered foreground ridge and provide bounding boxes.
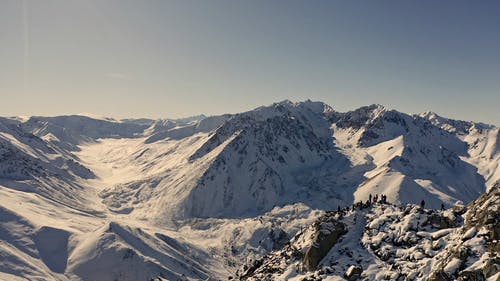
[0,100,498,280]
[240,182,500,281]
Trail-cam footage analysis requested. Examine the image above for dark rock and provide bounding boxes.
[457,270,485,281]
[429,270,453,281]
[455,246,470,261]
[303,220,347,271]
[240,259,263,279]
[453,205,467,215]
[270,228,289,250]
[482,256,500,278]
[425,213,456,229]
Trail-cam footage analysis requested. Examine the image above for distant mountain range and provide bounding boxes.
[0,100,498,280]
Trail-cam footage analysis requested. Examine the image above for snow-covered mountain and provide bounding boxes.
[0,101,498,280]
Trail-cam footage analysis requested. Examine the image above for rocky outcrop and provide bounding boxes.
[457,270,486,281]
[425,212,457,229]
[344,265,363,280]
[465,181,500,245]
[428,184,499,280]
[429,270,454,281]
[239,211,347,280]
[240,184,500,280]
[303,218,347,271]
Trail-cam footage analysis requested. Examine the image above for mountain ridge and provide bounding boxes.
[0,100,498,280]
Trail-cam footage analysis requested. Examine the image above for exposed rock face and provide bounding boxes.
[425,184,500,281]
[425,212,457,229]
[240,184,500,280]
[465,181,500,246]
[429,270,454,281]
[482,256,500,278]
[303,218,347,271]
[344,265,363,280]
[239,211,347,280]
[457,270,486,281]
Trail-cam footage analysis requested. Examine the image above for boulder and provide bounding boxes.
[482,256,500,278]
[303,221,347,271]
[344,265,363,281]
[429,270,453,281]
[457,270,485,281]
[426,213,456,229]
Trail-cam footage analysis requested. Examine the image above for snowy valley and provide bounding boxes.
[0,101,498,280]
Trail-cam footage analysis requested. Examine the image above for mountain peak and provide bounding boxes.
[75,113,120,122]
[269,99,333,116]
[362,103,388,115]
[0,101,498,281]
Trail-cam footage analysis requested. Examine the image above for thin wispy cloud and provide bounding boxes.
[104,72,127,80]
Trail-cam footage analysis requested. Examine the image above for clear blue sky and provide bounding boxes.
[1,0,499,125]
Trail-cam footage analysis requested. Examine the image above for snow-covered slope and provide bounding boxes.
[421,111,500,190]
[169,101,494,218]
[0,100,498,280]
[334,106,488,209]
[240,182,499,281]
[0,117,97,212]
